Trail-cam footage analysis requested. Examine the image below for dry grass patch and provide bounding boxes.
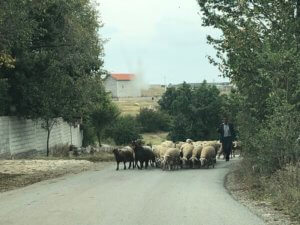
[76,152,114,162]
[0,151,114,192]
[142,132,168,145]
[114,98,159,116]
[228,160,300,224]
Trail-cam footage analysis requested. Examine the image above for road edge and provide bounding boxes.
[224,161,296,225]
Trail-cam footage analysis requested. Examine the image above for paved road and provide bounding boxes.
[0,159,265,225]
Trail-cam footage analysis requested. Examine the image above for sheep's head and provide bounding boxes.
[200,158,207,167]
[112,148,119,154]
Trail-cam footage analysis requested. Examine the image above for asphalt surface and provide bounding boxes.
[0,159,266,225]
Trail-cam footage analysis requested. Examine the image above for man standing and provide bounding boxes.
[217,116,236,161]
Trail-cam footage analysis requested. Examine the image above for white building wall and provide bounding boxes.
[0,117,82,157]
[104,77,118,97]
[117,80,141,98]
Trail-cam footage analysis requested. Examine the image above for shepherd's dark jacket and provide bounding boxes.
[217,123,236,143]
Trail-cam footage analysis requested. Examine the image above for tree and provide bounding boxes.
[197,0,300,172]
[0,0,105,155]
[91,101,120,146]
[197,0,300,119]
[159,81,223,141]
[136,108,171,132]
[106,115,141,146]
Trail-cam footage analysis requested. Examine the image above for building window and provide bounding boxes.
[122,85,124,88]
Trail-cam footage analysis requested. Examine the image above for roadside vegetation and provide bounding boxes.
[198,0,300,222]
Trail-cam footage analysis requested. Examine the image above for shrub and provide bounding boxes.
[106,115,141,145]
[136,108,171,132]
[238,103,300,175]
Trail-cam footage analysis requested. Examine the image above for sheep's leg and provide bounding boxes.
[145,160,149,169]
[116,161,119,170]
[135,160,140,169]
[123,161,126,170]
[129,161,132,169]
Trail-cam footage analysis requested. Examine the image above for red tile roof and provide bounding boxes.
[111,73,135,81]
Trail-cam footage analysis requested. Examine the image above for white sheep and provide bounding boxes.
[175,141,185,150]
[152,145,168,167]
[180,143,194,168]
[202,141,221,163]
[200,145,216,168]
[190,145,203,168]
[186,139,193,144]
[162,148,181,170]
[161,140,175,148]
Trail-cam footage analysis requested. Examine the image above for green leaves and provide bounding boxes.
[159,82,223,141]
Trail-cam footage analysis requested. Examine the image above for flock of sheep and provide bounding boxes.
[112,139,241,171]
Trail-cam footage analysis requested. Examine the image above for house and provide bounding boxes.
[103,73,141,98]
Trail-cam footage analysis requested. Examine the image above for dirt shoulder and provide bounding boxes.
[0,159,112,192]
[225,162,297,225]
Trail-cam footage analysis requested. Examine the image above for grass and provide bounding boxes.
[232,160,300,223]
[142,132,168,145]
[113,98,159,116]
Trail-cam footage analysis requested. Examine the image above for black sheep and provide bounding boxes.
[131,141,156,169]
[112,148,134,170]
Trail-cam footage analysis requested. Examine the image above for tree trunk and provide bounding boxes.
[97,132,101,147]
[46,127,50,157]
[70,125,73,145]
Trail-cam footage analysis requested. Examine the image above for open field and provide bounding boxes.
[141,85,166,97]
[142,132,168,145]
[113,97,159,116]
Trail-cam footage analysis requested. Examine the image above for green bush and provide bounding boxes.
[136,108,171,132]
[238,103,300,175]
[106,115,141,145]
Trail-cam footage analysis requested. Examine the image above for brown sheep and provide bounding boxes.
[112,147,134,170]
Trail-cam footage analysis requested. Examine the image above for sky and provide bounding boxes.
[96,0,228,85]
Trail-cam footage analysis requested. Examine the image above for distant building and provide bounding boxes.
[103,73,141,98]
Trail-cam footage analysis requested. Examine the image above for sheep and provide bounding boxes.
[186,139,193,144]
[192,141,204,147]
[161,140,175,148]
[232,141,242,157]
[175,141,185,150]
[131,141,156,169]
[203,141,221,163]
[180,143,194,168]
[200,145,216,168]
[190,145,203,169]
[152,145,169,168]
[143,145,156,167]
[112,147,135,170]
[162,148,181,171]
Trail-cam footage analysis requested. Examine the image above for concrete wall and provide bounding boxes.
[117,80,141,98]
[104,76,141,98]
[0,117,82,157]
[104,76,118,97]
